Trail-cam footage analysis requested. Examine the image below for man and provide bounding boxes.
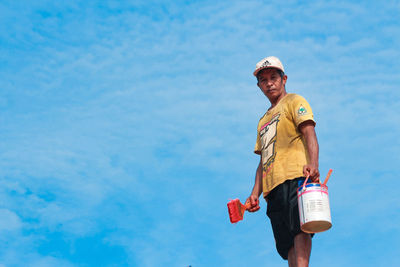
[246,56,320,267]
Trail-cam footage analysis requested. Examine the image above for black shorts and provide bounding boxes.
[266,177,313,260]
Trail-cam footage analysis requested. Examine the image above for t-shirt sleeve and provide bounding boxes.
[290,95,315,127]
[254,127,261,154]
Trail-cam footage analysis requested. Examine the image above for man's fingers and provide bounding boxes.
[250,196,259,206]
[303,166,310,176]
[252,206,260,212]
[254,197,259,205]
[246,196,260,212]
[249,205,260,212]
[310,169,320,182]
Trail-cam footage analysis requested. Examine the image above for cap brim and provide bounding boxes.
[253,66,284,76]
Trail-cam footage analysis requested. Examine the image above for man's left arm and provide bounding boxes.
[299,120,320,182]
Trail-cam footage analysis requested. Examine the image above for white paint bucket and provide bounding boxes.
[297,181,332,233]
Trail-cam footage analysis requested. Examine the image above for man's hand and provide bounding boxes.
[245,195,260,212]
[303,163,320,182]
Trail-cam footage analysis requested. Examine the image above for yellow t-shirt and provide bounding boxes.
[254,93,315,198]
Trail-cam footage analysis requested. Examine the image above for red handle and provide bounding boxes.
[323,169,333,186]
[302,175,310,190]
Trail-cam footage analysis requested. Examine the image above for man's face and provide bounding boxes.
[257,68,287,102]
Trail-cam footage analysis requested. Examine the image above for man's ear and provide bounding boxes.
[282,75,288,85]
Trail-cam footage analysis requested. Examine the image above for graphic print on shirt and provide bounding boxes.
[260,113,280,171]
[298,104,308,116]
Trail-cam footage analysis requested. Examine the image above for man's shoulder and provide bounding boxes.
[285,93,307,102]
[282,93,311,108]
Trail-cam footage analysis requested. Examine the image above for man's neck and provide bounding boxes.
[268,91,287,110]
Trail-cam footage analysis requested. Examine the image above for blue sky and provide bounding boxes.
[1,0,399,266]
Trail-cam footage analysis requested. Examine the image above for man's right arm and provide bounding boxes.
[246,156,263,212]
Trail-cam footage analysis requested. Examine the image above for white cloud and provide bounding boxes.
[0,209,22,231]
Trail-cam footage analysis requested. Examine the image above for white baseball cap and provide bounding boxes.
[253,56,285,76]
